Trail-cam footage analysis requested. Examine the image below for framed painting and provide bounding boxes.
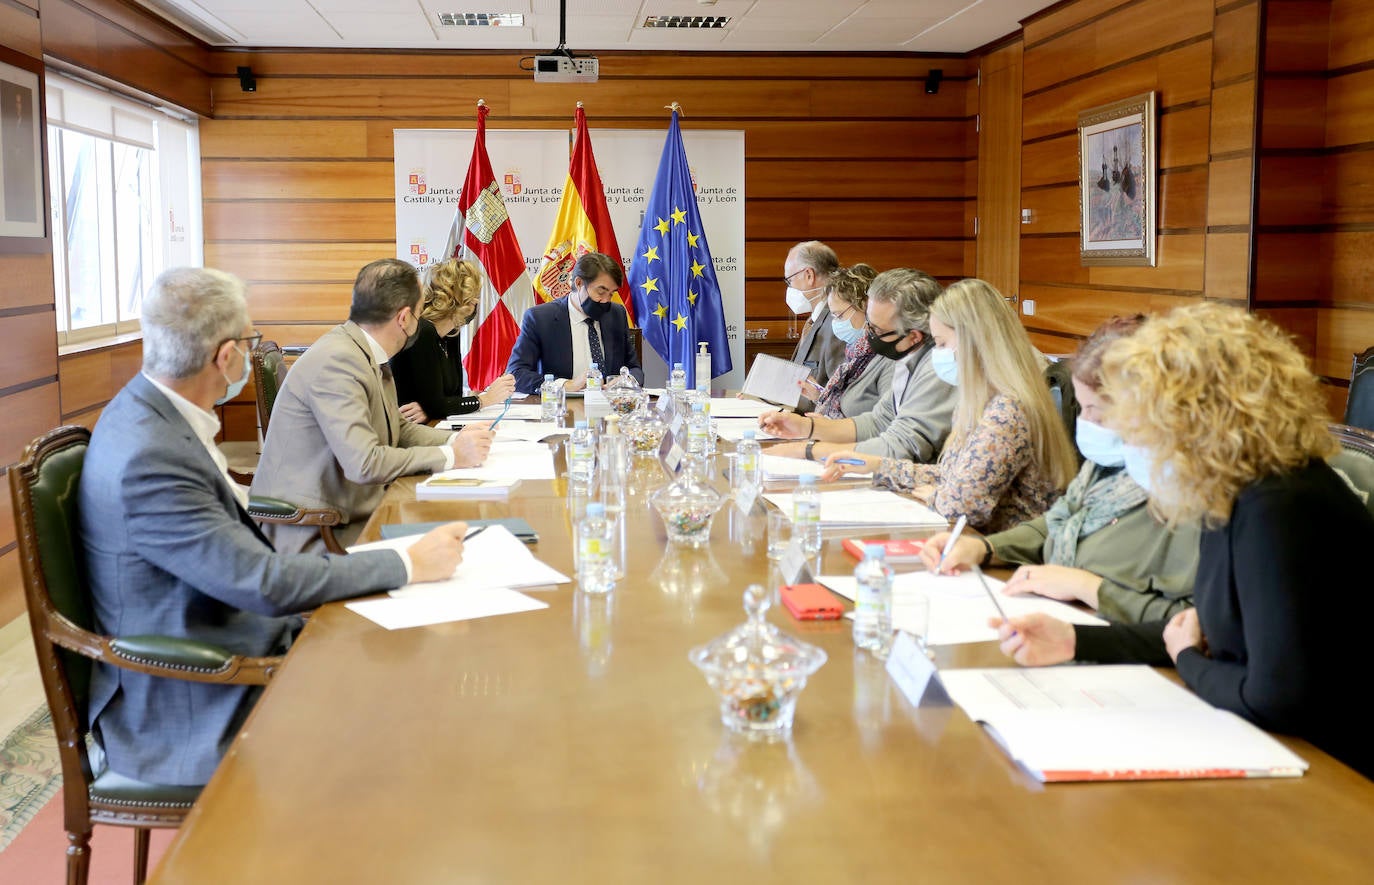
[1078,92,1156,267]
[0,51,46,240]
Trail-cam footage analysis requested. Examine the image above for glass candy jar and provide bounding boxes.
[605,366,644,417]
[621,396,668,457]
[689,584,828,739]
[650,456,724,547]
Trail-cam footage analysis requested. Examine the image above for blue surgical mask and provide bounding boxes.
[830,314,863,345]
[1121,444,1156,493]
[216,344,251,406]
[930,346,958,386]
[1075,418,1126,467]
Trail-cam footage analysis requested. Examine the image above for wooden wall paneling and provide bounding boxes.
[747,240,969,280]
[1,1,42,57]
[1328,0,1374,71]
[1255,305,1318,357]
[252,323,337,349]
[1207,156,1255,227]
[808,80,971,120]
[211,78,511,119]
[1020,185,1078,235]
[1020,235,1090,287]
[1022,0,1136,47]
[0,253,55,311]
[1263,0,1333,72]
[1315,306,1374,379]
[1259,78,1328,149]
[1158,167,1210,231]
[747,160,972,199]
[1320,380,1350,421]
[1159,105,1213,169]
[1025,328,1083,357]
[1021,134,1077,189]
[1205,231,1255,300]
[204,200,397,244]
[1209,79,1257,154]
[1019,283,1199,336]
[202,160,394,201]
[199,120,371,159]
[1328,231,1374,305]
[245,284,354,324]
[1021,0,1215,95]
[0,381,60,467]
[1259,155,1327,226]
[40,0,212,116]
[1325,68,1374,149]
[512,79,806,119]
[205,242,396,284]
[1212,1,1260,83]
[1325,150,1374,225]
[0,311,58,390]
[763,200,972,241]
[977,40,1024,298]
[58,348,114,416]
[1252,231,1328,301]
[1090,233,1207,290]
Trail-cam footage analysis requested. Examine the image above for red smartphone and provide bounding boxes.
[779,583,845,621]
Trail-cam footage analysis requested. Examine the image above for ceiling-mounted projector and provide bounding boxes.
[533,55,599,83]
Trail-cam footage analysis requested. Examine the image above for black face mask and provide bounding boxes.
[867,327,909,360]
[581,295,613,320]
[399,316,421,353]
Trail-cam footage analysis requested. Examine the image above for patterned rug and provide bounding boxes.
[0,706,62,852]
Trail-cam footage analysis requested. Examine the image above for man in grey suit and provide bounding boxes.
[80,267,469,786]
[252,258,494,553]
[784,241,847,392]
[761,268,956,464]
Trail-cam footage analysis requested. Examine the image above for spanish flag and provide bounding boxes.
[534,104,633,325]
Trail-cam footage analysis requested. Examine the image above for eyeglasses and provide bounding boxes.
[782,269,807,286]
[863,321,903,342]
[834,303,857,323]
[221,331,263,352]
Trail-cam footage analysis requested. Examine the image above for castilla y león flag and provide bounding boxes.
[534,105,633,325]
[444,102,535,391]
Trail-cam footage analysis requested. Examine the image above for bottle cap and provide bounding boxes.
[692,402,704,413]
[674,362,684,370]
[698,342,707,354]
[544,373,554,381]
[586,502,606,517]
[575,419,588,429]
[865,544,886,559]
[798,474,816,485]
[590,362,599,370]
[742,429,755,440]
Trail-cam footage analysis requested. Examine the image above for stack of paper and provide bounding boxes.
[711,417,783,442]
[818,569,1106,646]
[349,524,571,594]
[416,476,520,500]
[345,588,546,631]
[740,353,811,409]
[939,665,1308,782]
[707,398,781,419]
[492,422,565,443]
[452,401,544,424]
[432,439,557,482]
[758,453,871,481]
[764,488,943,527]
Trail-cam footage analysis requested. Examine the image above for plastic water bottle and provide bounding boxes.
[853,544,894,657]
[599,415,628,517]
[575,502,615,594]
[687,400,709,456]
[540,373,559,421]
[569,419,596,487]
[586,362,603,391]
[694,378,715,455]
[793,473,822,562]
[735,429,761,490]
[669,362,687,396]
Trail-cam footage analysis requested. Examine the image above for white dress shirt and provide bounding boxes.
[144,372,251,509]
[567,295,603,380]
[359,326,458,471]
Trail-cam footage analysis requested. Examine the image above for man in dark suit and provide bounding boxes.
[785,240,846,392]
[506,252,644,394]
[79,266,469,787]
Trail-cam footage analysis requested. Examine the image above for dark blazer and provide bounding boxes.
[80,373,407,785]
[790,302,848,388]
[391,318,480,420]
[506,297,644,394]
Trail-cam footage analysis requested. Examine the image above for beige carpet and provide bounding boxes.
[0,616,60,852]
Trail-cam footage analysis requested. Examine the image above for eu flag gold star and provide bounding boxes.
[641,245,659,264]
[640,277,659,295]
[670,207,687,226]
[654,217,670,236]
[689,259,706,278]
[687,290,698,306]
[686,231,699,248]
[672,313,688,331]
[653,302,668,320]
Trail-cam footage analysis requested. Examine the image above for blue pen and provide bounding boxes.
[488,397,513,430]
[834,458,866,466]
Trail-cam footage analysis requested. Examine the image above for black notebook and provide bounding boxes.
[380,517,539,544]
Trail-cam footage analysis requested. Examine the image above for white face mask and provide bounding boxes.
[785,286,815,315]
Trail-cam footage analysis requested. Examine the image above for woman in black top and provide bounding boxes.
[995,303,1374,781]
[392,259,515,423]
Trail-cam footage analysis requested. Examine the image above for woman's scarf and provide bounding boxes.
[814,336,877,419]
[1042,462,1148,567]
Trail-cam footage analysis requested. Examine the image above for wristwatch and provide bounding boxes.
[805,439,817,461]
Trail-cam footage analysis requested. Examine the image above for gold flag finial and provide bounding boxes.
[665,102,683,117]
[477,98,487,108]
[576,100,584,109]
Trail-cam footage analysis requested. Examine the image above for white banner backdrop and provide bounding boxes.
[393,127,745,390]
[394,129,568,279]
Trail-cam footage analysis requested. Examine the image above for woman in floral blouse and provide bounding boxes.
[822,278,1077,533]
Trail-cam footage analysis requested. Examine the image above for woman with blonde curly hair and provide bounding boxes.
[392,258,515,422]
[805,263,894,419]
[994,302,1374,780]
[822,278,1078,533]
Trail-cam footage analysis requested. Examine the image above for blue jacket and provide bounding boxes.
[505,297,644,394]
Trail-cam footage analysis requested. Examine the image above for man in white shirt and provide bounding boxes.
[252,259,493,553]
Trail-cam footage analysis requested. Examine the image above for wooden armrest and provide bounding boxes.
[44,617,281,686]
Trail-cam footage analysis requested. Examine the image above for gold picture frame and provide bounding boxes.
[1078,92,1156,267]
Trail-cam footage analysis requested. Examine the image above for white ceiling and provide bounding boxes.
[132,0,1057,53]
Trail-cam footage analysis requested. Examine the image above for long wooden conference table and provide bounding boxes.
[152,421,1374,882]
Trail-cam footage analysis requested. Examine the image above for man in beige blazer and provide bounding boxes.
[252,258,493,553]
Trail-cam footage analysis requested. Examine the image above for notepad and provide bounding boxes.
[938,666,1309,782]
[429,440,557,482]
[740,353,810,409]
[711,418,782,442]
[381,517,539,544]
[758,453,871,481]
[349,525,570,593]
[764,488,943,527]
[416,476,520,499]
[345,587,547,631]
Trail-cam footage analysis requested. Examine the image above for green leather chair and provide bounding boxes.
[1044,357,1081,460]
[8,426,283,885]
[1329,423,1374,518]
[251,339,286,436]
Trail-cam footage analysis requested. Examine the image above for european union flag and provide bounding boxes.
[628,110,733,389]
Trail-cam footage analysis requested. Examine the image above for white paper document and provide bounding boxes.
[452,401,544,424]
[345,587,547,631]
[758,453,870,480]
[937,666,1308,782]
[431,439,557,481]
[741,353,811,409]
[817,569,1107,646]
[711,417,782,442]
[493,422,565,443]
[349,525,571,594]
[706,397,781,419]
[764,488,944,527]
